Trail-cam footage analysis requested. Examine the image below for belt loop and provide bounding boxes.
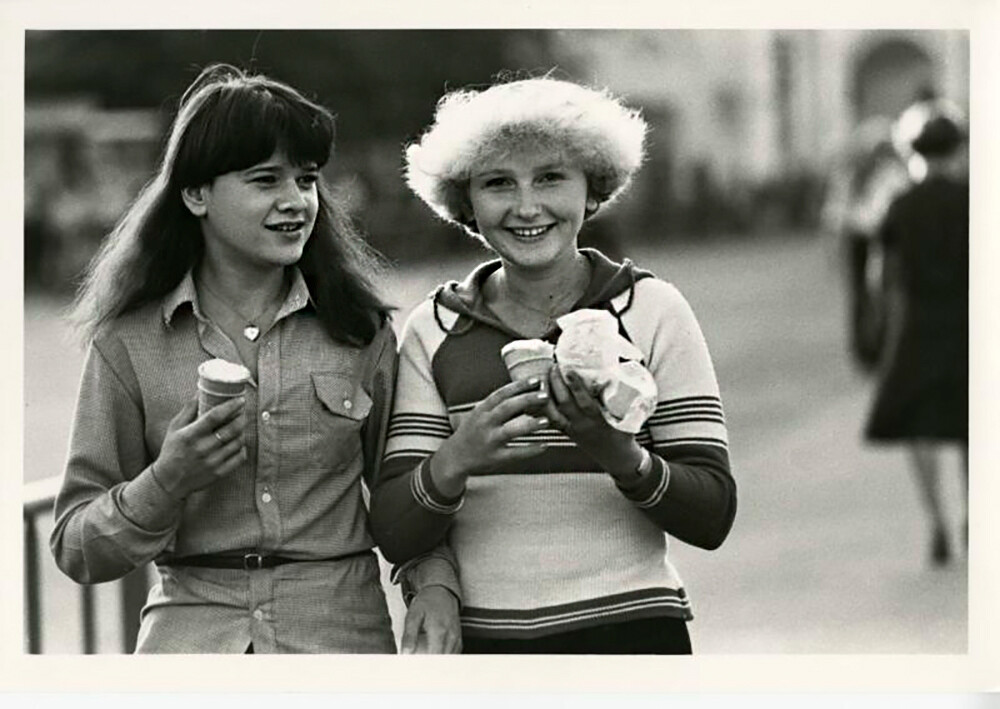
[243,553,264,570]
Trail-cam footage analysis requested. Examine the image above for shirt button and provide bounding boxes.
[262,492,272,503]
[261,411,271,422]
[253,609,263,621]
[343,399,352,410]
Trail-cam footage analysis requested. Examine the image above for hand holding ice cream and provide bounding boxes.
[499,310,657,434]
[500,339,555,384]
[549,310,620,390]
[197,358,251,417]
[553,310,656,433]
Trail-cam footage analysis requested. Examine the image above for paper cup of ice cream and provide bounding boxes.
[197,358,250,416]
[501,339,555,384]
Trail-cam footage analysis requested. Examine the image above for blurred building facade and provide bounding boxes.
[24,30,970,291]
[24,100,163,290]
[555,29,969,235]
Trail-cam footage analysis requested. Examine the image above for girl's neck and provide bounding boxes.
[491,252,591,319]
[196,258,287,315]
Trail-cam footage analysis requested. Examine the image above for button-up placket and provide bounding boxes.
[247,568,277,652]
[254,329,282,549]
[252,280,311,551]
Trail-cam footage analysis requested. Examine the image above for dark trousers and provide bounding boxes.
[462,616,692,654]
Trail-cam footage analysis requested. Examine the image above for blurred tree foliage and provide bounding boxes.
[26,29,567,144]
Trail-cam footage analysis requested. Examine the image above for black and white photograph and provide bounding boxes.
[8,0,1000,698]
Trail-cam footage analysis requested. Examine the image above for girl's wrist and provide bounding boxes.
[429,443,470,498]
[149,460,189,504]
[606,441,650,484]
[150,460,186,502]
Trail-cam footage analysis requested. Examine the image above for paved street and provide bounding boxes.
[627,233,968,653]
[23,231,968,653]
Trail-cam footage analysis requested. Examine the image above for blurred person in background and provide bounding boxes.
[370,77,736,654]
[49,64,460,653]
[821,118,910,372]
[864,99,969,567]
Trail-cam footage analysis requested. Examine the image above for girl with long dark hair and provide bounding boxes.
[50,64,460,653]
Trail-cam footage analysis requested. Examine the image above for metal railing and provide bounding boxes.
[23,476,149,654]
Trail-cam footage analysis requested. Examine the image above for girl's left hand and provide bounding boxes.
[400,586,462,654]
[545,366,639,474]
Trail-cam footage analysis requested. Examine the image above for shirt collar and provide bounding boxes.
[275,267,314,320]
[161,267,315,328]
[161,270,202,327]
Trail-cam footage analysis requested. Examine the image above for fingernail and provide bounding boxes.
[536,417,549,426]
[528,377,540,386]
[536,390,548,399]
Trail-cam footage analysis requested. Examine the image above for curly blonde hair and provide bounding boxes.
[404,77,648,234]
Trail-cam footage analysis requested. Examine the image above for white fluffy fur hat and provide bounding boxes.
[404,77,648,230]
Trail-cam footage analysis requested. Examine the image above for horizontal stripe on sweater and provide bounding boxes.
[385,409,727,450]
[461,587,692,638]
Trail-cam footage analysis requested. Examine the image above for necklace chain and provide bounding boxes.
[198,279,285,342]
[494,257,591,329]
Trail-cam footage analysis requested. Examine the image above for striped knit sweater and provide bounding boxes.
[370,249,735,639]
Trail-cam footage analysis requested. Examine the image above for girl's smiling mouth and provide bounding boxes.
[508,225,554,238]
[266,221,306,233]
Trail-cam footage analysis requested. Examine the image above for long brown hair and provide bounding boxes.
[72,63,391,346]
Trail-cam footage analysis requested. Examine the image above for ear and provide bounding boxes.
[181,185,209,217]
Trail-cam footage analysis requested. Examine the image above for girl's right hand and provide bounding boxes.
[151,396,247,501]
[430,378,550,497]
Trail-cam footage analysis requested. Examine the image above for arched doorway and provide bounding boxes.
[852,38,935,122]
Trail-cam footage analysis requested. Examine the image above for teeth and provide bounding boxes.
[511,226,548,237]
[271,223,302,232]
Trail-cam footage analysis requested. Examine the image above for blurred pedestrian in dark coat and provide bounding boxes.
[865,99,969,566]
[821,118,910,371]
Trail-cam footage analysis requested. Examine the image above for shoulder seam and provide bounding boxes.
[90,338,143,408]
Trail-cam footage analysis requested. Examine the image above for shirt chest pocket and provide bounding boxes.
[308,372,373,469]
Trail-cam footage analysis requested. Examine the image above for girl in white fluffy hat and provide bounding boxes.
[371,76,736,654]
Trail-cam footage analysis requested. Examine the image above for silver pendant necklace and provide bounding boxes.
[199,280,282,342]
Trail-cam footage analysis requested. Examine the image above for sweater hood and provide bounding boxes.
[431,248,656,337]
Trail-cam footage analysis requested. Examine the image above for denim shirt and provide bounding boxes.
[50,269,458,653]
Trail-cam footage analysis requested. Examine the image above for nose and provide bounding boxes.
[513,187,542,220]
[276,179,308,212]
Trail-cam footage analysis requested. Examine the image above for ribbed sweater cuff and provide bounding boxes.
[615,453,671,509]
[410,457,464,514]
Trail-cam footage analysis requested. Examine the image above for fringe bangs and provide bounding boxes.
[405,78,647,225]
[175,79,335,188]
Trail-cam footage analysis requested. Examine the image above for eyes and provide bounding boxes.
[478,171,568,190]
[248,171,319,189]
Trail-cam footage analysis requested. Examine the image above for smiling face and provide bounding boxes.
[182,149,319,275]
[467,147,590,273]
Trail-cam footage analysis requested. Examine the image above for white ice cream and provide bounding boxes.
[197,358,251,384]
